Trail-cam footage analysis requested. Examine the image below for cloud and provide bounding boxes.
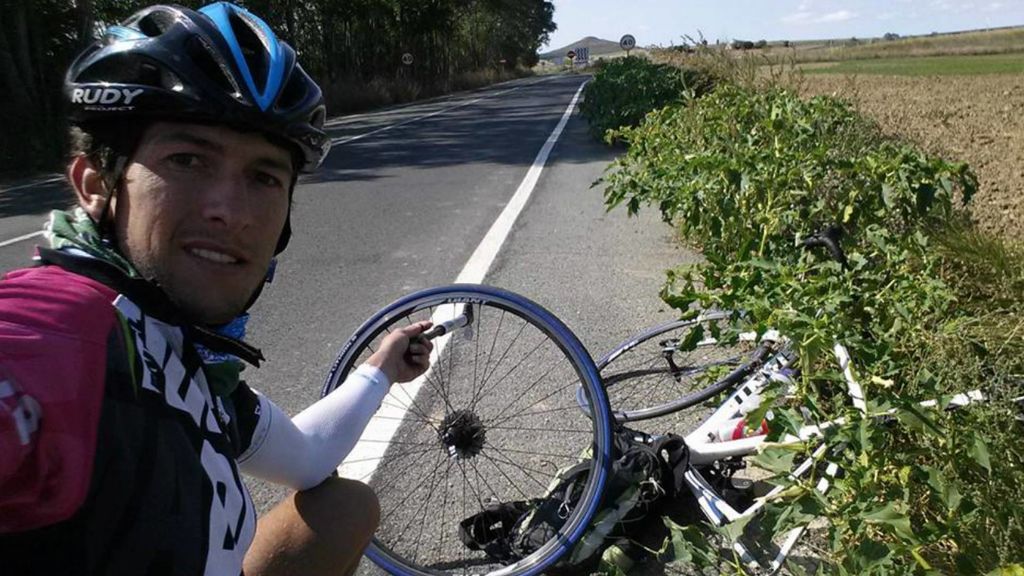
[818,9,857,22]
[781,10,813,23]
[781,9,858,25]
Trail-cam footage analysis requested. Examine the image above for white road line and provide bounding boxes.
[337,79,589,482]
[328,76,554,147]
[2,176,63,192]
[0,231,44,248]
[455,80,587,284]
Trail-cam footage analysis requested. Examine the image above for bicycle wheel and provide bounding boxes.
[587,311,772,422]
[322,285,614,576]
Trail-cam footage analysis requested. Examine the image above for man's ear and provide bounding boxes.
[67,154,110,222]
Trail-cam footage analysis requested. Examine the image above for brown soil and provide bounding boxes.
[797,73,1024,243]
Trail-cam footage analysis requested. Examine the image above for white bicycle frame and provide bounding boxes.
[679,334,986,574]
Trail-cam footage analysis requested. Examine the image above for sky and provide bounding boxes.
[540,0,1024,50]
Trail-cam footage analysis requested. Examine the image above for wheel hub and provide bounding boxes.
[439,409,486,459]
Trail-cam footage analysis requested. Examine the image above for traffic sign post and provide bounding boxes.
[620,34,636,55]
[574,47,589,66]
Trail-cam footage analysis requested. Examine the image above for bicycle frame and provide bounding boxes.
[678,335,990,574]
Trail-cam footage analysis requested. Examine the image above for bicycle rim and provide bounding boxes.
[589,312,770,423]
[322,285,613,576]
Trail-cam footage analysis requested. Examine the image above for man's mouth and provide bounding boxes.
[188,247,240,265]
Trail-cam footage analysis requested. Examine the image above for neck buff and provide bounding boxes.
[44,208,250,396]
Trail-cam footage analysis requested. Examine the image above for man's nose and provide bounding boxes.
[200,173,252,230]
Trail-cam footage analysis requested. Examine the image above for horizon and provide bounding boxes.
[540,0,1024,51]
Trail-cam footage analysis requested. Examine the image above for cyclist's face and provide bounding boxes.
[112,122,293,324]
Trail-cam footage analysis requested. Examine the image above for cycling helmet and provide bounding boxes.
[64,2,329,253]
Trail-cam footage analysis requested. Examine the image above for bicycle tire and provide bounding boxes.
[584,311,771,422]
[322,285,614,576]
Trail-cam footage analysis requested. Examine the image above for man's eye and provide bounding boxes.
[255,172,284,188]
[167,153,202,168]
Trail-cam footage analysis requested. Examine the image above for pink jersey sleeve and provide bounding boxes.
[0,266,118,532]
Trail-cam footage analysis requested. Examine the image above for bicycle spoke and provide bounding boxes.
[386,383,441,434]
[470,304,483,412]
[380,446,447,538]
[483,445,563,483]
[371,410,437,425]
[485,444,578,460]
[479,449,549,493]
[478,450,534,502]
[495,403,592,421]
[487,424,593,434]
[357,438,437,446]
[422,362,458,416]
[456,458,487,511]
[474,309,506,409]
[460,462,468,573]
[474,333,552,419]
[435,458,453,567]
[345,445,435,467]
[486,360,569,427]
[370,446,439,493]
[470,457,505,508]
[472,318,530,411]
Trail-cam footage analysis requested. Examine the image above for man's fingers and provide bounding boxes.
[406,321,432,336]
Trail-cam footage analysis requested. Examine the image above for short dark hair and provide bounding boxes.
[68,121,149,196]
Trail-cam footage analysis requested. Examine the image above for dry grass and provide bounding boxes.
[789,26,1024,62]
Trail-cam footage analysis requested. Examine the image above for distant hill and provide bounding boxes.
[539,36,625,62]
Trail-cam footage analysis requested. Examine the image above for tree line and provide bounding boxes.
[0,0,556,175]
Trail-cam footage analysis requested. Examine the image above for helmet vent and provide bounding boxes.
[78,53,155,86]
[228,11,269,90]
[186,36,242,99]
[276,73,309,110]
[135,9,177,37]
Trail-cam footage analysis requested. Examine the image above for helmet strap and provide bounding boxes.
[96,154,129,243]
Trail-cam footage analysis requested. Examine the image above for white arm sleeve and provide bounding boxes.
[236,364,389,490]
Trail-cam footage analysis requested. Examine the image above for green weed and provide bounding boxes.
[578,56,714,143]
[599,84,1024,573]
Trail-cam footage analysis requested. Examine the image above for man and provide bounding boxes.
[0,3,431,575]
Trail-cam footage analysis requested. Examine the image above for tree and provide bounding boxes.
[0,0,557,175]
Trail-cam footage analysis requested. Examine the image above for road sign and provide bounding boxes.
[620,34,636,52]
[566,50,576,61]
[401,52,414,66]
[574,47,589,65]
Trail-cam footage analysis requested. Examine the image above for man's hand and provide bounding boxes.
[365,321,433,384]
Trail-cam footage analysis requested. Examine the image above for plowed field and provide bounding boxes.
[799,73,1024,243]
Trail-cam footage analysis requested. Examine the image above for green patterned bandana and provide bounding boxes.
[44,208,140,277]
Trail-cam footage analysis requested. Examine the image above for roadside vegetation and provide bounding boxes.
[578,57,713,141]
[0,0,556,176]
[582,53,1024,574]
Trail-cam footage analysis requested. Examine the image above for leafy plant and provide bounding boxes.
[599,84,1024,573]
[578,56,714,143]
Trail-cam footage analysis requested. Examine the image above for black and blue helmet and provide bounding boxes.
[64,2,329,173]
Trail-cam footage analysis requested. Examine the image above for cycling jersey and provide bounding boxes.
[0,211,388,575]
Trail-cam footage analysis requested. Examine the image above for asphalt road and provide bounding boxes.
[0,73,700,573]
